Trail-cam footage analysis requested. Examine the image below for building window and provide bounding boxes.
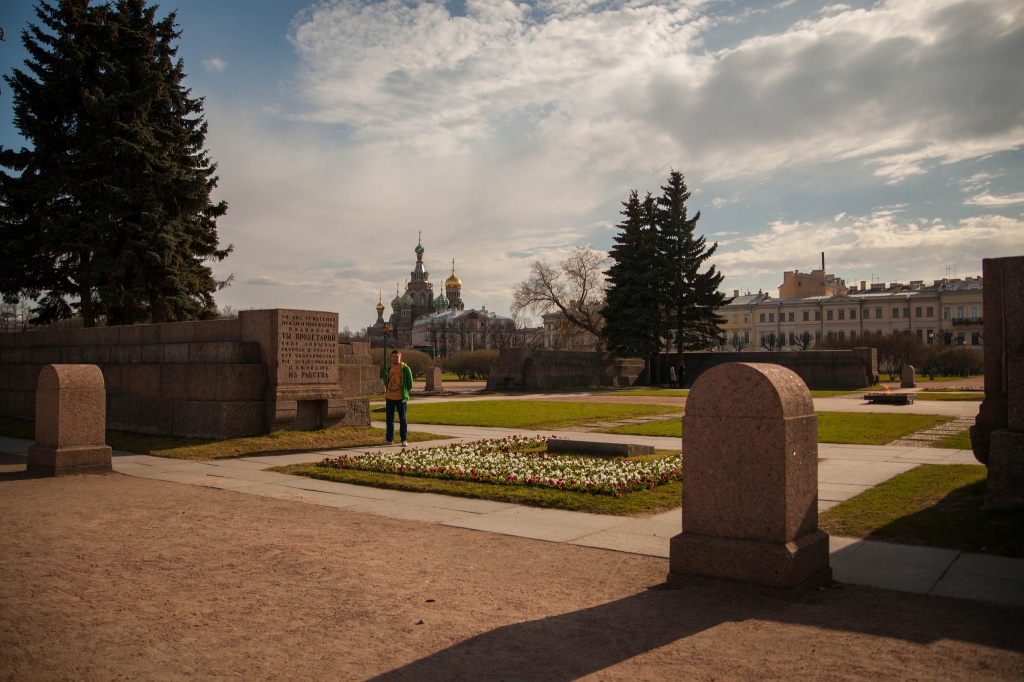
[759,313,765,323]
[927,306,933,317]
[915,307,922,317]
[815,331,821,342]
[892,307,900,318]
[956,305,965,318]
[802,311,809,321]
[916,329,923,340]
[851,330,857,338]
[732,314,738,324]
[877,330,883,337]
[850,309,857,320]
[744,314,750,323]
[957,331,966,345]
[743,331,749,343]
[826,310,833,321]
[875,308,883,319]
[733,331,739,340]
[970,305,979,318]
[814,311,821,321]
[788,312,795,322]
[972,331,980,345]
[826,331,834,339]
[789,332,796,345]
[759,333,766,345]
[904,307,910,318]
[942,306,951,319]
[768,313,775,322]
[838,309,845,320]
[838,331,845,340]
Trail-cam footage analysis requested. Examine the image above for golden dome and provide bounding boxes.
[375,291,385,313]
[445,259,462,289]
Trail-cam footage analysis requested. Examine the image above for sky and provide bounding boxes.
[1,0,1022,332]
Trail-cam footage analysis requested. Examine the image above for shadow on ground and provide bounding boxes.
[370,581,1023,681]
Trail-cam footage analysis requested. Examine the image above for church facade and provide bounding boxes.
[369,236,511,356]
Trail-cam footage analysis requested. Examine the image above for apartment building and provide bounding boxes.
[718,270,983,350]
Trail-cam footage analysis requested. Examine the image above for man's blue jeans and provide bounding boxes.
[385,399,408,443]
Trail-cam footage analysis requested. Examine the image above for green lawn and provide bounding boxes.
[601,412,954,445]
[914,392,983,401]
[386,400,681,429]
[820,464,1023,557]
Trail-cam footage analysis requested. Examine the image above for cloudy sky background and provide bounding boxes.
[2,0,1022,330]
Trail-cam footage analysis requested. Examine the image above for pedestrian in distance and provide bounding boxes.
[678,360,686,389]
[668,365,678,389]
[382,349,414,446]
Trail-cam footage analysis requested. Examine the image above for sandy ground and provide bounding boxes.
[1,464,1022,681]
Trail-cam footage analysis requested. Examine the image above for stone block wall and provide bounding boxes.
[675,349,877,389]
[0,310,376,439]
[486,349,645,390]
[339,341,383,396]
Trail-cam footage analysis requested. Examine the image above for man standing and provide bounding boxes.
[383,349,414,446]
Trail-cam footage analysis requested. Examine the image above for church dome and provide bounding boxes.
[445,259,462,289]
[391,285,402,308]
[434,292,449,310]
[376,292,385,314]
[401,291,414,307]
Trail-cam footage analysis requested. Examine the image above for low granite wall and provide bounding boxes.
[486,349,645,390]
[668,348,878,389]
[0,311,375,439]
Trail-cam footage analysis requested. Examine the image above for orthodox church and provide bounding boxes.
[368,235,512,356]
[368,234,465,348]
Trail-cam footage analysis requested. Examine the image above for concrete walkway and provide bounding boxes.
[1,429,1021,609]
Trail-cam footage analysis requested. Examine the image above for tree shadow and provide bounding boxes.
[369,581,1022,681]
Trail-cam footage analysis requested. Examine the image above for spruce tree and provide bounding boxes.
[655,170,725,350]
[601,190,662,358]
[0,0,230,326]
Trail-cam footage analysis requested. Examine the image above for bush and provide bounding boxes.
[932,346,982,377]
[442,349,500,380]
[370,348,435,379]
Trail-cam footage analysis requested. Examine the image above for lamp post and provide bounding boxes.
[927,331,936,380]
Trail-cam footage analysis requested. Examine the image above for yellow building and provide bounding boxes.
[717,273,983,351]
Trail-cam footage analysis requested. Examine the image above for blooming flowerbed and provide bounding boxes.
[317,436,682,497]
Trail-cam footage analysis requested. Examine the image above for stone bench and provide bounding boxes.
[546,439,654,458]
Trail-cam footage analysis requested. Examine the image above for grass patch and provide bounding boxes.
[0,416,449,461]
[931,429,973,450]
[601,412,953,445]
[593,388,690,397]
[387,400,681,429]
[914,392,983,401]
[275,446,684,515]
[819,464,1023,557]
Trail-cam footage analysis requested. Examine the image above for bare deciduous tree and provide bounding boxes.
[511,246,607,349]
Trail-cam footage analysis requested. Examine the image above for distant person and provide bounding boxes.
[668,365,678,388]
[678,360,686,389]
[382,349,414,446]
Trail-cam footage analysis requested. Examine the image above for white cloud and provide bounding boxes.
[203,57,229,72]
[964,192,1024,206]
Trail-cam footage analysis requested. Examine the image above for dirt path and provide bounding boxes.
[1,471,1021,680]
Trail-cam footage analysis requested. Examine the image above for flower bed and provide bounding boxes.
[317,436,682,497]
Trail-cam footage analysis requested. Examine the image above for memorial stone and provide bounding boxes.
[668,362,831,597]
[27,364,112,476]
[971,256,1024,509]
[425,367,443,392]
[901,365,916,389]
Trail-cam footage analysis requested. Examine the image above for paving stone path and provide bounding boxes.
[888,415,975,448]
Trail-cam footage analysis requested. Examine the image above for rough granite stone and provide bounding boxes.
[27,364,112,476]
[425,367,443,391]
[668,362,830,595]
[901,365,916,389]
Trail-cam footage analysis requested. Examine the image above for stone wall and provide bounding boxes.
[486,349,645,390]
[672,348,878,389]
[0,310,374,439]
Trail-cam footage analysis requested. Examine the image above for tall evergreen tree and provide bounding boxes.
[601,190,662,358]
[655,170,725,350]
[0,0,230,326]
